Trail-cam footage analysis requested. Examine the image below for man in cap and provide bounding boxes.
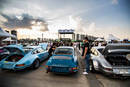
[82,37,90,74]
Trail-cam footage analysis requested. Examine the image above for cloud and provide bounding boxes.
[0,0,7,9]
[111,0,118,5]
[69,16,86,33]
[1,13,48,31]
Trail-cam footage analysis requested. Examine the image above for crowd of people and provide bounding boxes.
[48,41,74,56]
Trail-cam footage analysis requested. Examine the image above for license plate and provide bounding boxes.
[53,67,68,72]
[119,69,129,74]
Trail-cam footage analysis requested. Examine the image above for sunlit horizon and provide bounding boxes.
[0,0,129,40]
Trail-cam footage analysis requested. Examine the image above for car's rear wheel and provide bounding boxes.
[32,59,40,69]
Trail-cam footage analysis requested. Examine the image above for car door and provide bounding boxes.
[31,48,42,61]
[38,47,48,61]
[35,48,43,61]
[41,47,48,60]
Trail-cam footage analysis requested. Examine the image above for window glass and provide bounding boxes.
[94,50,98,56]
[54,48,73,55]
[24,47,33,54]
[38,47,44,53]
[32,49,39,54]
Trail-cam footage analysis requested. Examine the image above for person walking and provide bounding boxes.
[82,37,90,75]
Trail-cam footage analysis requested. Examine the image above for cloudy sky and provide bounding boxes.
[0,0,129,39]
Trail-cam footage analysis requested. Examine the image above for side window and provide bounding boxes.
[38,47,44,53]
[91,48,95,54]
[91,48,98,56]
[94,50,98,56]
[32,50,37,54]
[32,49,40,54]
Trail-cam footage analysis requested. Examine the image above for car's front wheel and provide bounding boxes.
[90,60,96,73]
[32,59,40,69]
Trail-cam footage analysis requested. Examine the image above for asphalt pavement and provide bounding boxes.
[0,49,130,87]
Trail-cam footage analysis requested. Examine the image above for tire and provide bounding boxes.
[90,60,96,73]
[32,59,40,69]
[1,69,7,71]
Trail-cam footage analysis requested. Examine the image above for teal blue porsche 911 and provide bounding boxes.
[0,44,49,70]
[46,46,78,73]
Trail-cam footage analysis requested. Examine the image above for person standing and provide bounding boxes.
[48,43,56,56]
[82,37,90,74]
[78,42,80,50]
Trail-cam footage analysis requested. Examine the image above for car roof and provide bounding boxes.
[108,49,130,53]
[105,43,130,49]
[107,43,130,46]
[24,46,40,49]
[93,46,105,49]
[57,46,74,49]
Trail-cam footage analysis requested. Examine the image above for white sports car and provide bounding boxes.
[90,43,130,77]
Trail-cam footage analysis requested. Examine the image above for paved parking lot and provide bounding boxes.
[0,49,130,87]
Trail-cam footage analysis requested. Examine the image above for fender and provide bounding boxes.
[91,59,99,71]
[16,55,39,66]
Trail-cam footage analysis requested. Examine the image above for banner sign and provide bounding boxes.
[58,29,74,34]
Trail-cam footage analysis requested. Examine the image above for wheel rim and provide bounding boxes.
[34,60,39,68]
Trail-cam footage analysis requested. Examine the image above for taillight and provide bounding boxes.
[46,66,52,71]
[69,67,77,72]
[16,64,25,67]
[72,67,77,70]
[46,65,49,68]
[104,67,113,71]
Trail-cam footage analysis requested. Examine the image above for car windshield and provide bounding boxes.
[54,48,73,55]
[23,48,33,54]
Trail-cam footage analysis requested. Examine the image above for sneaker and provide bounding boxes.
[83,72,88,75]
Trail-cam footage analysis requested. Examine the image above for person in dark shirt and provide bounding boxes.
[82,37,90,74]
[48,43,56,56]
[78,42,80,50]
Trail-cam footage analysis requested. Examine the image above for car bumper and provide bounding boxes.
[0,63,29,70]
[101,68,130,77]
[46,66,78,73]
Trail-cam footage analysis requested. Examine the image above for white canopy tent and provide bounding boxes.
[95,38,105,42]
[106,34,120,42]
[2,37,17,45]
[0,27,16,38]
[0,27,16,46]
[2,38,16,41]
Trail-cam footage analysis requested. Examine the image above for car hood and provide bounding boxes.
[46,55,75,67]
[4,45,25,55]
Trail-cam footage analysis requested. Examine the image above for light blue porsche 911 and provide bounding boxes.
[0,44,49,70]
[46,46,78,73]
